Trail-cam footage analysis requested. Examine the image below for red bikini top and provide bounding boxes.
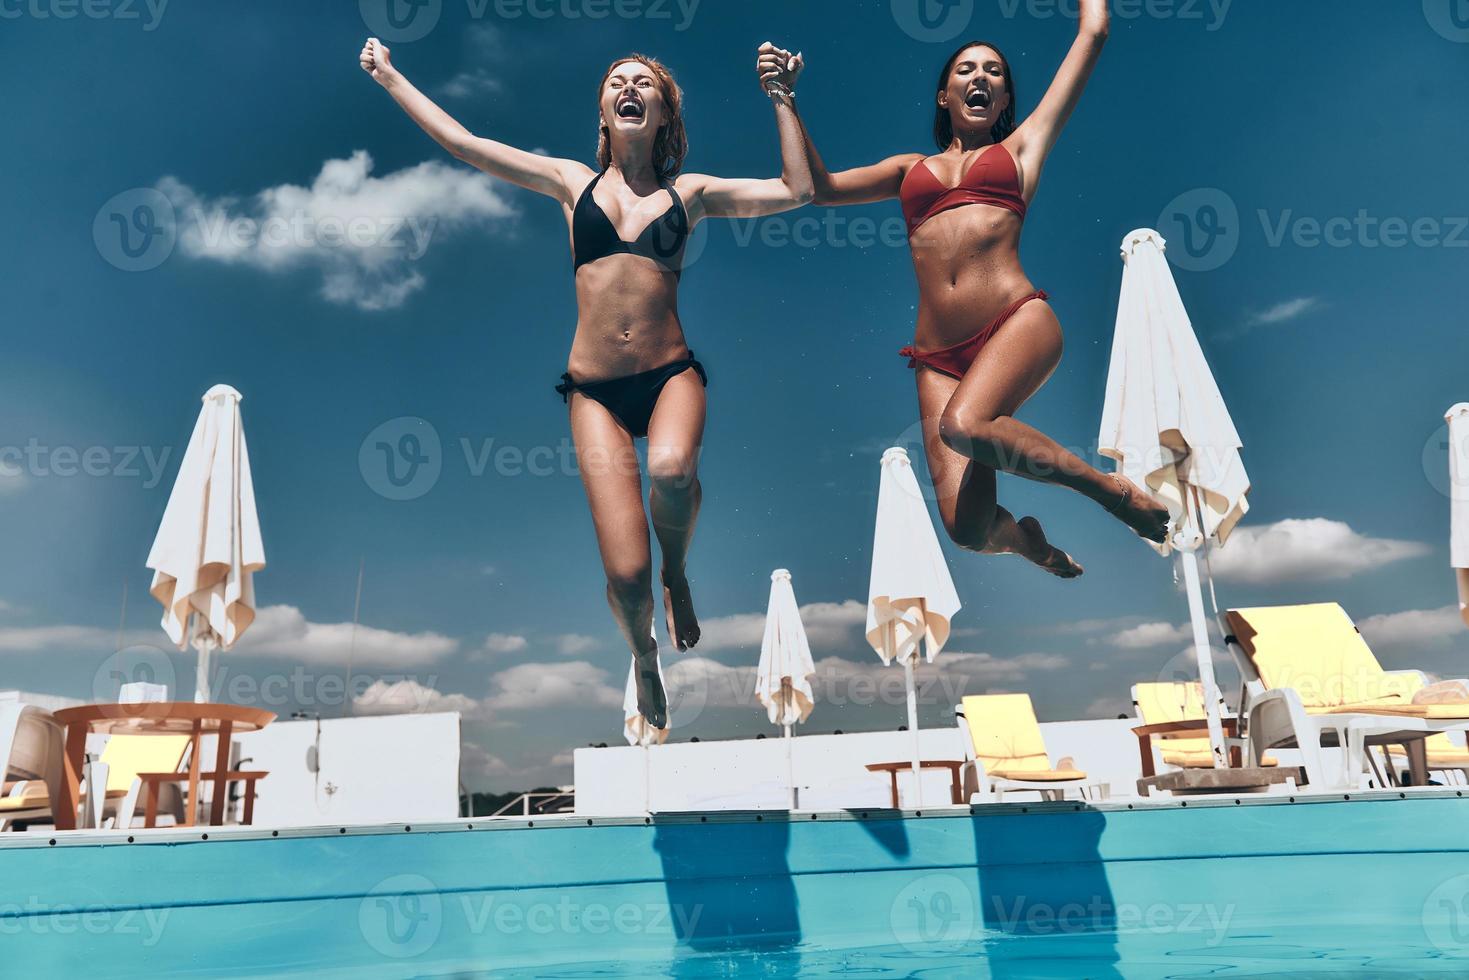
[899,143,1027,236]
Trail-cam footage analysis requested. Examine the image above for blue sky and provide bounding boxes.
[4,1,1468,789]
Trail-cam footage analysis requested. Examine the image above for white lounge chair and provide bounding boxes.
[1222,603,1469,789]
[955,694,1093,802]
[0,703,65,830]
[1131,680,1278,774]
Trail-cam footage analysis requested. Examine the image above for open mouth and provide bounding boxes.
[615,93,646,120]
[965,89,992,111]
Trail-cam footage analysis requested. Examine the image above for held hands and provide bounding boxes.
[359,37,399,85]
[756,42,804,97]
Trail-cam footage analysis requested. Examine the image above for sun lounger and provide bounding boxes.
[1222,603,1469,788]
[955,694,1092,802]
[1132,680,1277,772]
[0,703,65,830]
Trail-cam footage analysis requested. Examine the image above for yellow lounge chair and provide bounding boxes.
[1131,681,1277,771]
[1222,603,1469,788]
[1363,673,1469,785]
[955,694,1092,802]
[10,731,191,830]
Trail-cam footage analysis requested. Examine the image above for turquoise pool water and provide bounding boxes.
[10,795,1469,977]
[464,930,1469,978]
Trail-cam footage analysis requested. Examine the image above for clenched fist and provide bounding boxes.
[359,37,398,85]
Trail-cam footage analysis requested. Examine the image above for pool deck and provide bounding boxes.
[5,786,1469,975]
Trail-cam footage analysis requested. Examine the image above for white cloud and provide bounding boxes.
[1358,606,1467,650]
[697,599,867,652]
[1036,615,1146,636]
[159,150,516,311]
[354,678,479,716]
[1208,518,1430,585]
[481,633,528,655]
[0,624,115,652]
[441,69,502,99]
[1085,695,1133,720]
[554,634,599,656]
[1250,296,1322,326]
[1110,622,1192,649]
[661,650,1069,716]
[460,741,512,780]
[483,660,622,711]
[236,604,457,667]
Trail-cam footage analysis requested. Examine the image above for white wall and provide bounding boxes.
[236,713,461,827]
[575,717,1144,815]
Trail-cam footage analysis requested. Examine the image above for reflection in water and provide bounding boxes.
[652,813,801,969]
[974,807,1120,979]
[473,929,1469,979]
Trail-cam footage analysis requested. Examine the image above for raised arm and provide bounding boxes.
[679,44,815,221]
[1009,0,1109,176]
[359,38,590,205]
[788,72,918,207]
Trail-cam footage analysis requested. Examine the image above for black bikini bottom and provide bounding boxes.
[555,353,707,438]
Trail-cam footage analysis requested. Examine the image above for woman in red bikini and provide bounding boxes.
[361,40,813,727]
[796,0,1168,576]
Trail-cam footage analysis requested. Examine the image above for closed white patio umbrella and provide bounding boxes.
[1448,404,1469,628]
[622,653,670,749]
[756,568,816,808]
[1100,229,1251,767]
[147,385,266,702]
[866,446,962,806]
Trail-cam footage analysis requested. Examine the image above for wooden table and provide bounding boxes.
[52,703,274,831]
[1131,717,1243,778]
[866,760,966,807]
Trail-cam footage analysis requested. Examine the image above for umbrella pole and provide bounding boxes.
[1180,548,1228,767]
[190,613,213,704]
[903,658,923,807]
[642,743,651,815]
[784,723,796,810]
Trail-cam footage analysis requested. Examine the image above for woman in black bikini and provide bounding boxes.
[360,40,813,727]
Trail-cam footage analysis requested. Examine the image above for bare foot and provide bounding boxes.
[633,641,667,729]
[1106,475,1170,543]
[661,569,701,652]
[1016,516,1084,579]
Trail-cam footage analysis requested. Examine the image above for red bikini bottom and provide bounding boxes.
[900,289,1049,381]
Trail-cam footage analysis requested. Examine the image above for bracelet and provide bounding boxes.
[765,82,795,101]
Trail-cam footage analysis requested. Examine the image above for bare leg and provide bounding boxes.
[917,368,1083,578]
[646,368,705,652]
[569,394,665,727]
[937,300,1170,543]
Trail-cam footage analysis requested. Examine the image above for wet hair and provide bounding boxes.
[932,40,1017,150]
[596,54,688,180]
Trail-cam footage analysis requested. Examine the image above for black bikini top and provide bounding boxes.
[572,171,689,278]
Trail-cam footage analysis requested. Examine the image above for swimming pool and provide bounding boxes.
[6,789,1469,976]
